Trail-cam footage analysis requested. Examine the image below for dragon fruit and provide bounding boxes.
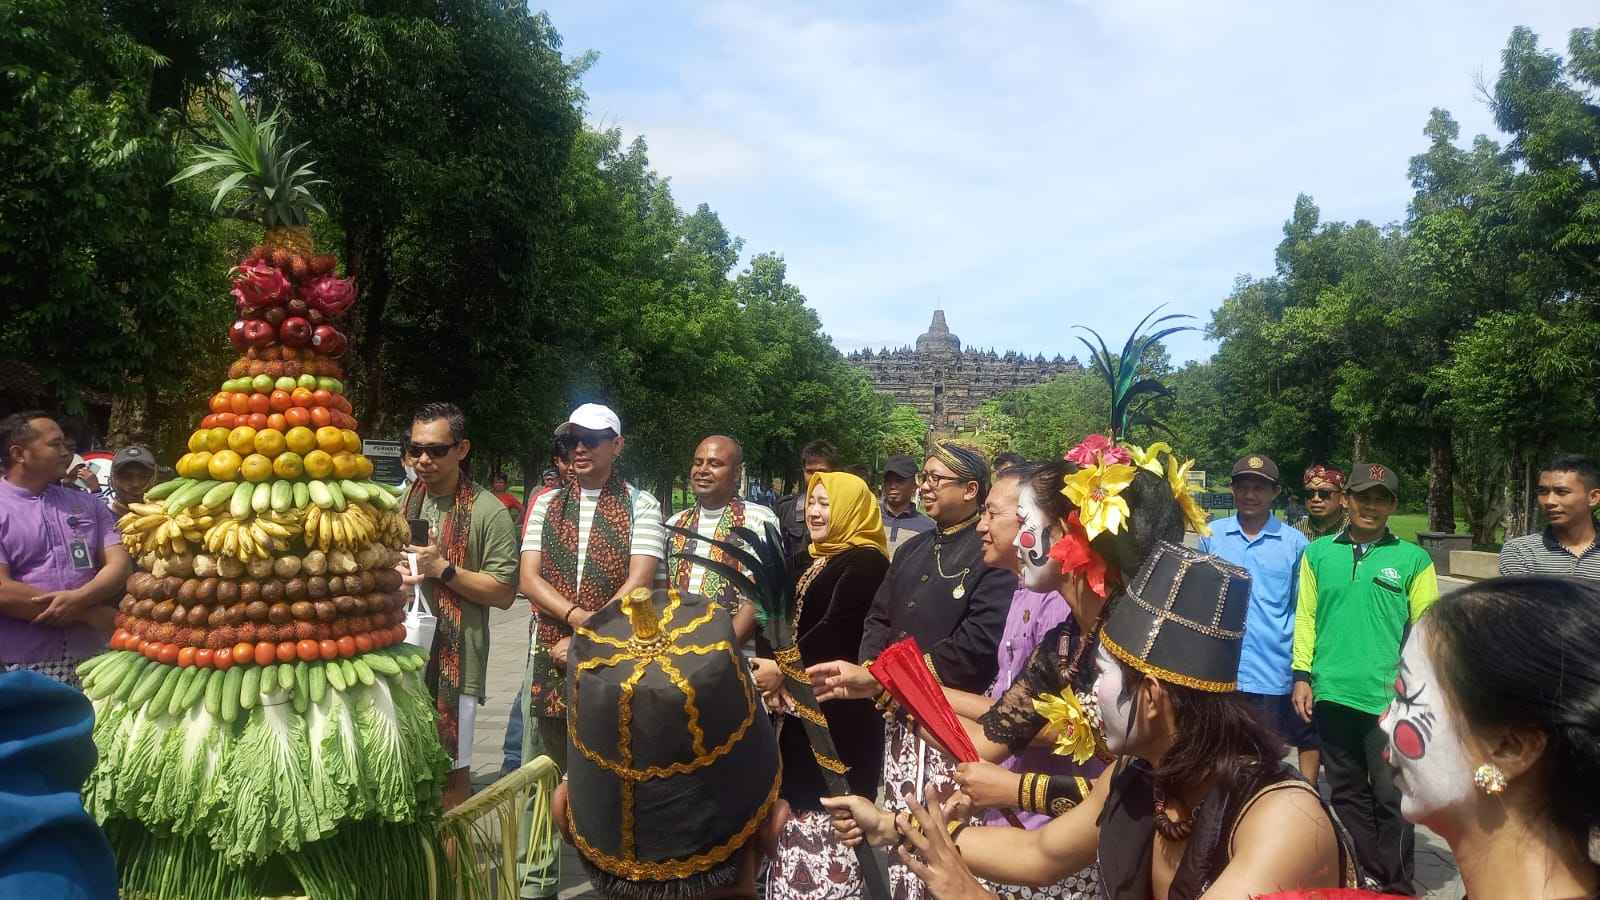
[300,275,357,317]
[228,262,291,308]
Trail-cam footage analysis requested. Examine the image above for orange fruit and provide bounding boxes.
[340,429,361,454]
[284,425,316,455]
[207,450,242,482]
[314,426,344,454]
[254,428,286,458]
[240,453,273,483]
[227,425,257,455]
[187,430,207,453]
[206,426,230,453]
[331,452,358,479]
[354,455,374,480]
[303,450,334,479]
[273,451,305,480]
[175,452,196,478]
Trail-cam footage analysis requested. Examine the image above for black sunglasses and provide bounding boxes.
[407,441,458,460]
[557,429,617,451]
[1308,489,1340,500]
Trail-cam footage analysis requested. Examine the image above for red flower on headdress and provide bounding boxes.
[1049,511,1111,598]
[1064,433,1131,467]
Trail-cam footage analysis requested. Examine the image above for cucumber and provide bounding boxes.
[240,668,260,710]
[221,667,242,723]
[271,480,293,512]
[76,652,117,680]
[129,662,167,707]
[250,481,271,513]
[86,656,133,700]
[364,653,400,677]
[307,480,334,509]
[326,660,347,692]
[202,481,239,509]
[166,480,212,515]
[292,683,308,714]
[293,482,311,510]
[309,664,327,703]
[351,658,376,686]
[326,480,347,512]
[167,667,198,717]
[230,481,255,520]
[144,478,191,502]
[338,658,358,688]
[116,658,150,701]
[294,661,308,695]
[260,664,277,700]
[181,666,209,711]
[205,670,224,716]
[338,480,370,503]
[145,666,180,717]
[279,663,296,692]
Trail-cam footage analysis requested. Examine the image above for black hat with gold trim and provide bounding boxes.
[565,587,779,893]
[1100,542,1252,692]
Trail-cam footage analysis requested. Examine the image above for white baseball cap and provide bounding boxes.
[559,403,622,436]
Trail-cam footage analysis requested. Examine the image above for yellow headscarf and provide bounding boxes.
[805,471,889,559]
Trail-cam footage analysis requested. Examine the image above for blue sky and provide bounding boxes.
[534,2,1593,363]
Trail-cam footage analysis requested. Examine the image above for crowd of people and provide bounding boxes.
[3,399,1599,900]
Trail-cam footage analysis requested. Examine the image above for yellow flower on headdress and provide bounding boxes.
[1121,441,1171,477]
[1032,691,1098,764]
[1165,454,1212,537]
[1061,461,1136,540]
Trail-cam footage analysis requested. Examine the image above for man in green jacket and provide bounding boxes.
[1290,462,1438,895]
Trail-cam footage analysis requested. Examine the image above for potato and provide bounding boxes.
[283,577,307,601]
[216,580,239,604]
[306,576,328,599]
[302,551,327,576]
[247,557,274,579]
[238,581,260,605]
[197,577,219,604]
[313,600,337,622]
[218,556,244,578]
[260,579,284,603]
[245,600,269,623]
[273,556,302,579]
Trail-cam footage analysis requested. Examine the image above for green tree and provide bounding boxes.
[881,405,929,458]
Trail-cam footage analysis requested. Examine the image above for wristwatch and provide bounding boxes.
[439,563,458,584]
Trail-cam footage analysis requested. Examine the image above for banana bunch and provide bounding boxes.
[304,502,381,552]
[202,511,301,562]
[378,508,411,547]
[118,503,212,556]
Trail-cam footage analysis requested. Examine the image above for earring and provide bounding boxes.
[1473,763,1507,796]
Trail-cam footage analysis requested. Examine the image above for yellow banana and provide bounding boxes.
[222,523,239,559]
[129,503,166,516]
[256,519,291,539]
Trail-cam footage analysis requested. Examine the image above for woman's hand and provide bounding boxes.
[806,659,881,702]
[896,788,994,900]
[819,794,898,848]
[952,761,1022,812]
[551,636,571,669]
[750,657,784,693]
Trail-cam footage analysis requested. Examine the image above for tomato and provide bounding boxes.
[246,412,269,430]
[290,387,314,408]
[297,639,321,662]
[108,630,125,651]
[210,393,230,414]
[309,406,333,428]
[248,392,271,415]
[267,413,287,432]
[159,643,180,665]
[269,389,293,412]
[319,639,339,660]
[195,648,215,669]
[254,641,276,667]
[177,646,197,668]
[333,412,357,431]
[354,633,374,654]
[336,636,357,658]
[232,642,254,665]
[200,414,217,429]
[215,412,239,428]
[213,650,235,671]
[229,392,251,415]
[275,641,297,663]
[284,407,311,428]
[312,389,334,408]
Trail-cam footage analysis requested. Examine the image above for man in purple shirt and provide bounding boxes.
[1,412,131,688]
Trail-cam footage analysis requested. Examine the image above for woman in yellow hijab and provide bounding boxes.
[762,470,892,900]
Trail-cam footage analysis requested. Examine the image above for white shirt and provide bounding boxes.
[663,500,780,596]
[521,483,665,596]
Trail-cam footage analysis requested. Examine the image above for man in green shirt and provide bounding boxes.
[399,402,520,808]
[1290,462,1438,895]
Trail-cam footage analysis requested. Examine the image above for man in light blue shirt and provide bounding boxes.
[1198,453,1317,779]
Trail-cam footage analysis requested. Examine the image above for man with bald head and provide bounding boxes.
[663,435,779,644]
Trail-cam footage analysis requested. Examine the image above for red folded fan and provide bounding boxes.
[872,637,979,762]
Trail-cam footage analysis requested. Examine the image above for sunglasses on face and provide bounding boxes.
[407,441,458,460]
[1308,489,1341,500]
[557,429,616,451]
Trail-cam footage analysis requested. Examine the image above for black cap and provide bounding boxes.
[1229,454,1280,485]
[1101,542,1252,693]
[883,454,918,479]
[112,445,156,472]
[1347,461,1400,496]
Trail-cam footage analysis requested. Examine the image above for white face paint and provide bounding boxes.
[1379,621,1476,822]
[1093,644,1138,755]
[1014,484,1060,592]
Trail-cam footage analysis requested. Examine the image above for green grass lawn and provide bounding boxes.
[1206,509,1497,548]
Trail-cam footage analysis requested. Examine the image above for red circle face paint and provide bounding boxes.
[1393,720,1425,760]
[1018,531,1036,549]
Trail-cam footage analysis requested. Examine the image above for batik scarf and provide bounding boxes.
[402,475,475,756]
[668,499,746,611]
[531,470,633,717]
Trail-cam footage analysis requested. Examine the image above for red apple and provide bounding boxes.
[242,319,276,348]
[311,325,347,357]
[280,316,312,348]
[229,319,251,350]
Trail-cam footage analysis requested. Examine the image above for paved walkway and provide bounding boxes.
[468,588,1468,899]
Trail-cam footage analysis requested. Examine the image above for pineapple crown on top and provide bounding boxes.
[169,92,328,228]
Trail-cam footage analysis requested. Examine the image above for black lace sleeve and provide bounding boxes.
[977,621,1073,754]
